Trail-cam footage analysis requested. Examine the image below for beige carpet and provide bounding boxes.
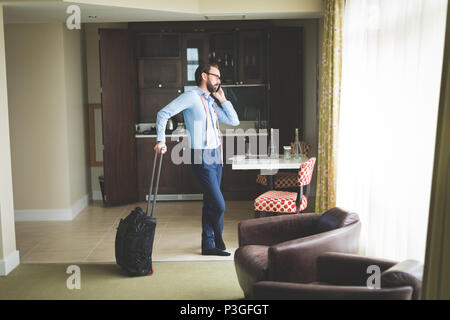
[0,261,244,300]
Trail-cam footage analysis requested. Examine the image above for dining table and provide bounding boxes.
[228,154,309,190]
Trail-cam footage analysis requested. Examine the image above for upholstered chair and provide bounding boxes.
[234,207,361,299]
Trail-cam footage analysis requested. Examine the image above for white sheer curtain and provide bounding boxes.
[337,0,448,261]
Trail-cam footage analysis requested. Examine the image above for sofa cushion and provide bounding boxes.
[381,260,423,300]
[315,207,358,233]
[316,212,342,233]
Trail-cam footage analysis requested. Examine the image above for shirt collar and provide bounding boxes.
[195,86,213,101]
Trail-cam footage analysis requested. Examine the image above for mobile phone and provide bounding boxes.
[212,85,223,106]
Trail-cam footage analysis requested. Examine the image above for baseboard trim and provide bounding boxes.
[146,194,203,201]
[14,195,89,221]
[0,250,20,276]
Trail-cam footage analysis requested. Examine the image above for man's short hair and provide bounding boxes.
[195,63,220,86]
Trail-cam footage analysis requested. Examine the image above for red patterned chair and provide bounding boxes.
[254,157,316,217]
[256,141,311,190]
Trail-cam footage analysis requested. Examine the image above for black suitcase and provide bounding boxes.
[115,151,163,276]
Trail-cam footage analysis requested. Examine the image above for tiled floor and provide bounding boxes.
[15,200,255,263]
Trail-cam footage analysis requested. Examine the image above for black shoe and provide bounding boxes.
[202,248,231,256]
[215,238,226,251]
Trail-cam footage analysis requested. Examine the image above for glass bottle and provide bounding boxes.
[293,128,302,159]
[269,128,278,158]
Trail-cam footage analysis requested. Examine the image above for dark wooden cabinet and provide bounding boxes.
[139,88,182,123]
[209,31,266,85]
[222,164,259,200]
[136,136,260,201]
[138,59,182,89]
[137,29,267,123]
[268,28,303,151]
[237,31,266,84]
[136,33,183,123]
[209,32,237,85]
[137,138,180,200]
[137,137,204,200]
[179,146,203,194]
[221,136,259,200]
[99,22,303,205]
[136,34,182,88]
[99,29,138,206]
[136,33,181,58]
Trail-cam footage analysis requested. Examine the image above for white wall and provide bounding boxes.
[0,4,19,276]
[63,26,90,206]
[5,22,90,220]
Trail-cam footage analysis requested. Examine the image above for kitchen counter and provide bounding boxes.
[136,130,268,138]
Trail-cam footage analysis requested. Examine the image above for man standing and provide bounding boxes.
[154,63,239,256]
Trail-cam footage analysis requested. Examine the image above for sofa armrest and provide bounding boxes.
[238,213,321,247]
[252,281,413,300]
[267,221,361,283]
[316,252,397,286]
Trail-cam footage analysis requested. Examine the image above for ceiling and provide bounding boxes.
[2,1,323,24]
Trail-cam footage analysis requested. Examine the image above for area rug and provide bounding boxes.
[0,261,244,300]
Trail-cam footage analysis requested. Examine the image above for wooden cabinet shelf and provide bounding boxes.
[209,31,266,85]
[139,88,182,123]
[138,59,182,89]
[136,33,181,58]
[209,32,236,85]
[237,31,266,84]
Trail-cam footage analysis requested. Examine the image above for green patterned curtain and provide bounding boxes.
[315,0,344,213]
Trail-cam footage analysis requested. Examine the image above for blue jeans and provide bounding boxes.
[191,148,225,250]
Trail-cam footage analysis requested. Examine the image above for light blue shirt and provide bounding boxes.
[156,87,240,149]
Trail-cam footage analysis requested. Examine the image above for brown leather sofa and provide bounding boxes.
[234,207,361,299]
[253,252,424,300]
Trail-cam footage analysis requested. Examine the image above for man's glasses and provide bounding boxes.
[207,72,221,81]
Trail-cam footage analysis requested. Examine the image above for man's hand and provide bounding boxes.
[154,141,167,154]
[212,87,227,104]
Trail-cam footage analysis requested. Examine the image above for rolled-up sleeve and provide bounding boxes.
[156,93,191,142]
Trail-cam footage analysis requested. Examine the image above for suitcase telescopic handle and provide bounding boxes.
[146,150,164,217]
